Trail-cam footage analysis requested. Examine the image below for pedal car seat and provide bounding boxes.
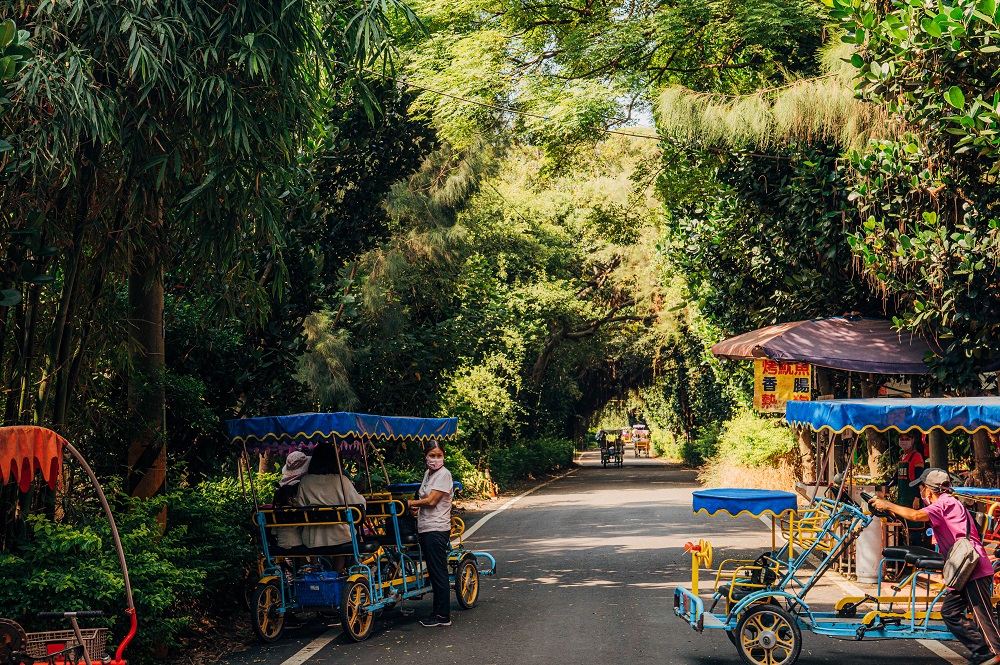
[903,550,943,566]
[717,583,755,601]
[912,556,944,571]
[881,545,936,561]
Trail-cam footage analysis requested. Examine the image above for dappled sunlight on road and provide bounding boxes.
[510,532,769,554]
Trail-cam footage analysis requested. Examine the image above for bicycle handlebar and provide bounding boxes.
[38,611,105,619]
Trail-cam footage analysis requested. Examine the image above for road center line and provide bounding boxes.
[277,629,338,665]
[759,515,967,664]
[460,468,577,542]
[916,639,968,665]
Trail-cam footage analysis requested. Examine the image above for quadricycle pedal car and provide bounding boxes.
[227,412,497,642]
[674,397,1000,665]
[598,430,623,468]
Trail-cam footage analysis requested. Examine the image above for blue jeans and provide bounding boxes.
[419,530,451,619]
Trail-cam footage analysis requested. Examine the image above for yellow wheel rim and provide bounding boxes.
[345,583,372,638]
[739,610,796,665]
[256,585,283,639]
[460,562,479,604]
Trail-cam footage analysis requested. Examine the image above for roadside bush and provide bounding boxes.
[0,477,260,664]
[699,410,798,490]
[446,448,493,497]
[714,410,796,467]
[488,436,573,486]
[373,448,492,498]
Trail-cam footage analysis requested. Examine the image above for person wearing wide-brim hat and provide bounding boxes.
[872,469,1000,665]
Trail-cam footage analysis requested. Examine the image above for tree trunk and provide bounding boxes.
[796,427,815,483]
[258,453,275,475]
[860,377,888,478]
[16,283,40,423]
[928,428,948,471]
[126,246,166,501]
[971,429,996,488]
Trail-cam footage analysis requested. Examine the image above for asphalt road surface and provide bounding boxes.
[223,452,963,665]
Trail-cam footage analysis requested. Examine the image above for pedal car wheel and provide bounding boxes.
[341,579,374,641]
[735,604,801,665]
[455,557,479,609]
[250,581,285,643]
[0,619,26,654]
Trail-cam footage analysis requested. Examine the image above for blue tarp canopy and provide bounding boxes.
[693,488,799,518]
[227,412,458,454]
[785,398,1000,435]
[952,487,1000,499]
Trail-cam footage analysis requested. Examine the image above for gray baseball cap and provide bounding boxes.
[909,467,950,490]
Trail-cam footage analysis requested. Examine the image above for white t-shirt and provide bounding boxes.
[417,467,453,533]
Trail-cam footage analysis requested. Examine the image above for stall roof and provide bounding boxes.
[710,316,936,374]
[785,397,1000,434]
[227,412,458,454]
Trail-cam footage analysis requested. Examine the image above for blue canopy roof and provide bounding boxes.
[693,488,799,518]
[785,398,1000,435]
[227,412,458,453]
[952,487,1000,499]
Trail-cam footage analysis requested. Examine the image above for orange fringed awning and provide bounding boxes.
[0,426,65,492]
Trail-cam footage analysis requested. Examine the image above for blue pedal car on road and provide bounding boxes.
[674,397,1000,665]
[228,412,496,642]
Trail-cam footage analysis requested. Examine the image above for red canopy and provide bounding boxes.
[710,317,937,375]
[0,426,65,492]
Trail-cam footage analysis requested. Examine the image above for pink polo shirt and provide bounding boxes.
[924,493,994,583]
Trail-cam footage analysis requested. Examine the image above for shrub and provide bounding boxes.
[697,410,798,490]
[445,448,493,497]
[0,477,261,664]
[714,410,796,467]
[488,436,573,486]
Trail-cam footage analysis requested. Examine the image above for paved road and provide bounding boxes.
[225,455,958,665]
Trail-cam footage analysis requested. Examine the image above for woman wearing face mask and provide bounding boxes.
[408,439,453,627]
[878,431,925,543]
[891,430,926,544]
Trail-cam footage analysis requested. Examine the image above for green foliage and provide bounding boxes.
[0,478,258,662]
[487,436,574,486]
[830,0,1000,383]
[440,362,523,449]
[665,143,882,333]
[445,448,493,497]
[399,0,828,152]
[713,410,797,467]
[0,18,30,161]
[687,423,723,466]
[314,136,675,450]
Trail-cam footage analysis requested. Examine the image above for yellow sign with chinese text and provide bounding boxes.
[753,360,812,413]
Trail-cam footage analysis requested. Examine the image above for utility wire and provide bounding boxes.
[361,68,793,159]
[362,67,662,141]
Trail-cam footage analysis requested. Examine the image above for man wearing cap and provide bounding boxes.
[872,469,1000,665]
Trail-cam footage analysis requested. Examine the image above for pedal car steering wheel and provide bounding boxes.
[859,491,892,519]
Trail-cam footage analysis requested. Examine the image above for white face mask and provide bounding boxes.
[900,439,914,451]
[426,457,444,471]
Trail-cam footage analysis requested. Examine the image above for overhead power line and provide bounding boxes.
[360,67,794,159]
[362,67,662,142]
